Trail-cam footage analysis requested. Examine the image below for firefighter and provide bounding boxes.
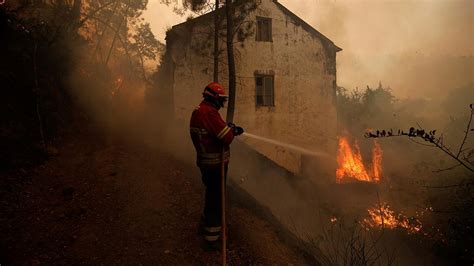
[189,82,244,244]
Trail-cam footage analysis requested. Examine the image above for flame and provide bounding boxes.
[363,203,422,234]
[372,140,383,182]
[336,136,382,183]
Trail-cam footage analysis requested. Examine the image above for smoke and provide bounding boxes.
[138,1,474,263]
[279,0,474,98]
[143,0,473,98]
[275,0,473,180]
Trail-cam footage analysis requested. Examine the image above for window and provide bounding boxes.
[256,16,272,42]
[255,75,274,106]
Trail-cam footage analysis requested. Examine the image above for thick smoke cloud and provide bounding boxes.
[143,0,474,98]
[139,2,473,264]
[274,0,474,97]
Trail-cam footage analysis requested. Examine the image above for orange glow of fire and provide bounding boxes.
[111,76,124,96]
[372,140,383,182]
[336,137,383,183]
[363,203,422,234]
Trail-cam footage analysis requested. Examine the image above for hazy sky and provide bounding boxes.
[142,0,473,97]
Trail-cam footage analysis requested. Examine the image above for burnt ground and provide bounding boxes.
[0,126,310,265]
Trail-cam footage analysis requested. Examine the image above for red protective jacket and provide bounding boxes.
[190,101,234,169]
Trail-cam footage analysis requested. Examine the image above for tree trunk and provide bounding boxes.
[225,0,236,123]
[71,0,82,23]
[213,0,219,82]
[33,42,45,148]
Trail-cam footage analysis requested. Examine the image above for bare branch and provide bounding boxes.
[457,104,473,158]
[365,105,474,172]
[408,138,437,147]
[433,163,462,173]
[78,0,117,27]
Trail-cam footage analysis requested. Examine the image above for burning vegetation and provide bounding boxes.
[363,202,423,234]
[336,136,383,183]
[1,0,473,265]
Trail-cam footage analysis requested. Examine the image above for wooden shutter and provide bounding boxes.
[263,76,274,106]
[265,19,272,42]
[256,19,262,41]
[269,19,273,41]
[256,75,274,106]
[261,20,267,41]
[256,17,272,42]
[256,76,264,105]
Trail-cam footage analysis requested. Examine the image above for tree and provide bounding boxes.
[224,0,235,122]
[213,0,219,82]
[1,0,162,135]
[87,1,161,71]
[162,0,258,122]
[163,0,221,82]
[336,83,397,134]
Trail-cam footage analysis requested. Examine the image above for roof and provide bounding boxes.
[169,8,223,31]
[272,0,342,52]
[167,0,342,52]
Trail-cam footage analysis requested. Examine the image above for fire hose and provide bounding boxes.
[220,147,226,265]
[241,132,330,158]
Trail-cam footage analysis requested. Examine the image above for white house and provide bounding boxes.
[161,0,341,180]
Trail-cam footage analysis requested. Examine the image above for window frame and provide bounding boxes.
[255,74,275,107]
[256,16,273,42]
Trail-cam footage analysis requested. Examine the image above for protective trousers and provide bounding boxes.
[200,165,228,242]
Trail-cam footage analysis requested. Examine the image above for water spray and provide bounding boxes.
[241,132,330,158]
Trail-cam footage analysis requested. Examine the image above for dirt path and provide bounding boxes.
[0,128,308,265]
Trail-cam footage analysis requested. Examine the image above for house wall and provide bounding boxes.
[166,0,338,181]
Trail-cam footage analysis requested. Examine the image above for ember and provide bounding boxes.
[111,76,124,96]
[336,136,383,183]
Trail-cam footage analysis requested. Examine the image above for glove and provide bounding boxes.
[233,126,244,136]
[227,122,244,136]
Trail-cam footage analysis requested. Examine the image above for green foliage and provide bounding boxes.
[130,22,163,61]
[0,0,162,168]
[0,4,80,168]
[337,82,396,133]
[86,0,162,67]
[182,0,213,12]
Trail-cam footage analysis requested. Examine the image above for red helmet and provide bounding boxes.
[203,82,228,100]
